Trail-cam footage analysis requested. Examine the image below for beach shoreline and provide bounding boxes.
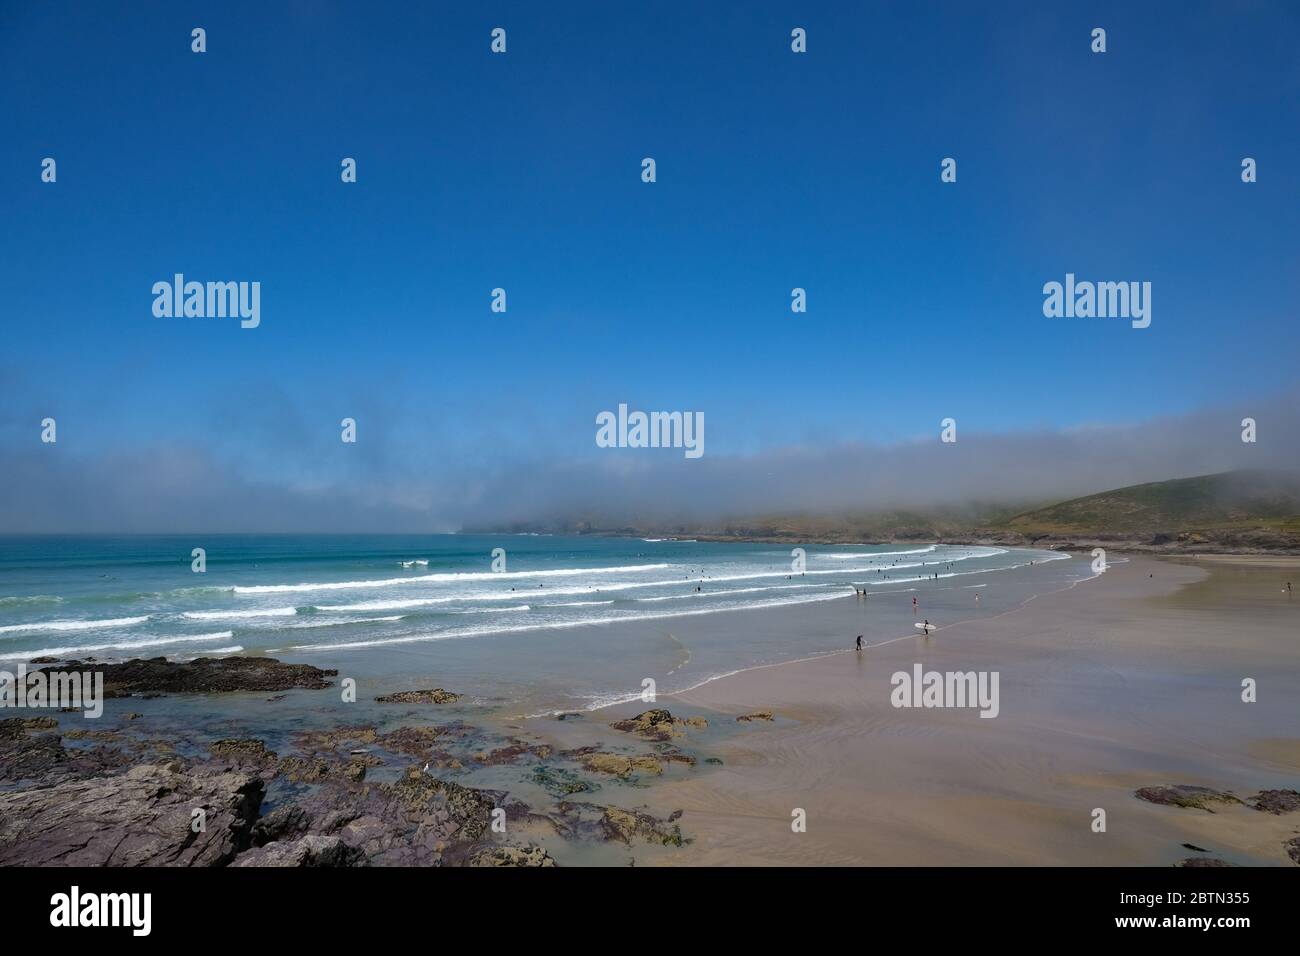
[2,552,1297,867]
[634,555,1300,865]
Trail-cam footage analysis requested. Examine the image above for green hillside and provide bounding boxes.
[1002,471,1300,536]
[473,471,1300,549]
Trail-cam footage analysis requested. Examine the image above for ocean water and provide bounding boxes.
[0,534,1087,715]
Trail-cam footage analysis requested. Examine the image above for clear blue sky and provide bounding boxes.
[1,1,1297,529]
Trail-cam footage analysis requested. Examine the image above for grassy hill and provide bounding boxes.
[1002,471,1300,537]
[473,471,1300,552]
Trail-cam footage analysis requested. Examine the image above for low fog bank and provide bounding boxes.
[1,395,1296,534]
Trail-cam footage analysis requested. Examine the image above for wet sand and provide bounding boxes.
[644,557,1300,865]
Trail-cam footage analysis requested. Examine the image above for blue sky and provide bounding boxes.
[1,1,1297,530]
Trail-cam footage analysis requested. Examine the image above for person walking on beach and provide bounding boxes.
[856,635,863,651]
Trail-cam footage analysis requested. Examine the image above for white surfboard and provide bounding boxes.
[914,623,937,632]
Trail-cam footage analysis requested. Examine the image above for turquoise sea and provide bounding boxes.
[0,534,1087,715]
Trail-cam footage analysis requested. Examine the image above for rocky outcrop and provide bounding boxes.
[599,806,685,846]
[1176,857,1234,867]
[210,737,278,766]
[293,723,452,761]
[0,716,58,737]
[474,741,553,765]
[251,804,313,846]
[374,726,446,758]
[468,844,556,867]
[231,835,366,867]
[388,769,496,842]
[736,711,774,722]
[271,768,507,867]
[1134,785,1243,812]
[580,752,664,778]
[35,657,337,697]
[0,701,699,866]
[0,762,263,866]
[0,720,133,786]
[294,725,379,751]
[610,709,706,741]
[376,688,462,704]
[277,755,368,784]
[1249,789,1300,814]
[532,765,594,796]
[544,799,685,848]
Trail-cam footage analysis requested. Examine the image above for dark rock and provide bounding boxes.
[1176,857,1234,867]
[264,768,507,866]
[599,805,685,847]
[532,765,594,797]
[0,716,58,738]
[375,726,445,758]
[1135,785,1243,813]
[654,747,696,767]
[295,725,379,752]
[277,755,367,784]
[610,709,705,741]
[474,741,553,766]
[35,656,337,697]
[0,763,263,866]
[578,752,663,778]
[251,805,313,846]
[62,728,123,741]
[232,835,366,867]
[467,843,556,867]
[1181,842,1209,852]
[0,725,132,786]
[1286,837,1300,865]
[375,688,462,704]
[210,738,278,766]
[0,731,72,783]
[389,769,495,841]
[1250,789,1300,814]
[315,808,362,834]
[736,710,775,722]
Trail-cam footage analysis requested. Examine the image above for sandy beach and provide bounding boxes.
[4,551,1297,868]
[643,556,1300,865]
